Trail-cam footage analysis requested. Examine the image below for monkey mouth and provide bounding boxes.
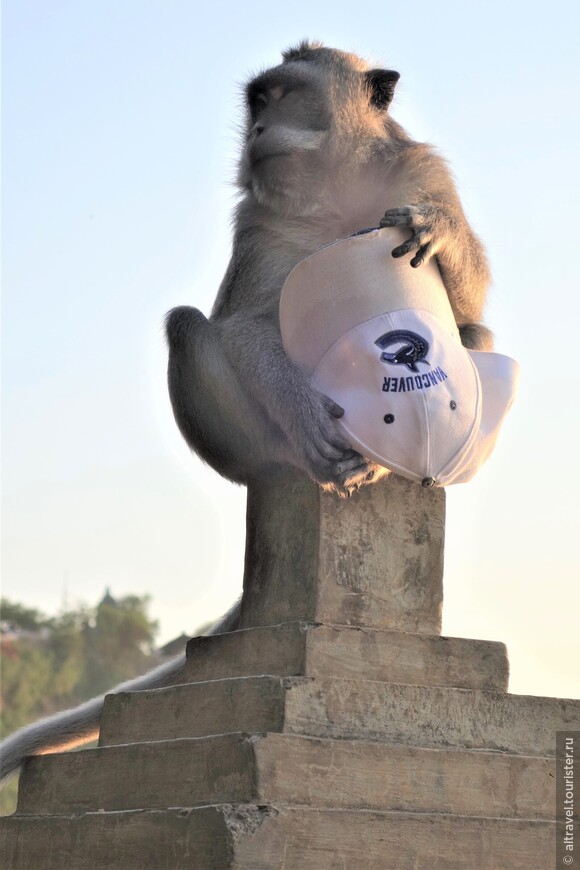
[250,151,291,168]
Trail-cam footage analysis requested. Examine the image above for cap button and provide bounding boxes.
[422,477,436,488]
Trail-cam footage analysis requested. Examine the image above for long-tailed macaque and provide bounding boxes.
[0,42,491,785]
[166,40,491,496]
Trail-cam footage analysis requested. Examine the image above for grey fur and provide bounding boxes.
[166,42,492,497]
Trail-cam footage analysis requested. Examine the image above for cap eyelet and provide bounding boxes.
[450,400,457,410]
[384,413,395,424]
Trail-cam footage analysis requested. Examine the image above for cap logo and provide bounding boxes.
[375,330,430,373]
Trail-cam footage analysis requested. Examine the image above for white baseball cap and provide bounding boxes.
[279,227,519,487]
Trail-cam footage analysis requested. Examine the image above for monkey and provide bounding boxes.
[0,41,492,786]
[165,40,492,499]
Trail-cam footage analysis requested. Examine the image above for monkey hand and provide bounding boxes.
[380,204,454,268]
[287,386,373,494]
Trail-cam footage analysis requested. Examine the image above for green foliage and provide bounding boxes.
[0,599,46,631]
[79,595,158,697]
[0,642,55,736]
[0,592,159,816]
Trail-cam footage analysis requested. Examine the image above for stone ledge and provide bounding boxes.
[99,675,580,756]
[0,805,555,870]
[182,622,508,691]
[17,732,555,819]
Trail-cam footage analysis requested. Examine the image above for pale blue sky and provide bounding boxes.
[2,1,579,698]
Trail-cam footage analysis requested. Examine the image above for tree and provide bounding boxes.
[0,599,46,631]
[0,592,159,816]
[78,593,158,696]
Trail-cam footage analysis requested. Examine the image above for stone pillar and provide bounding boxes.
[239,471,445,635]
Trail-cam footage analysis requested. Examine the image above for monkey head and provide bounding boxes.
[238,41,400,212]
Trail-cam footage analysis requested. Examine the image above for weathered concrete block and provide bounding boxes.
[0,806,229,870]
[99,675,580,756]
[16,732,555,820]
[240,471,445,634]
[0,805,554,869]
[184,622,509,691]
[100,675,287,747]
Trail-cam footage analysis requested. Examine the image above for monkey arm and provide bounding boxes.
[165,302,370,490]
[215,311,370,489]
[385,200,489,313]
[205,222,374,490]
[379,145,492,348]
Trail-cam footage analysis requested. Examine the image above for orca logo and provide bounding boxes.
[375,330,430,373]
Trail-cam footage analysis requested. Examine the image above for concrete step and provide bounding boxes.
[182,621,508,690]
[16,732,555,819]
[99,674,580,756]
[0,804,554,869]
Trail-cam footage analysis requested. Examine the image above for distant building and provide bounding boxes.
[99,587,118,608]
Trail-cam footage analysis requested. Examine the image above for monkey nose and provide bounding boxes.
[253,124,265,136]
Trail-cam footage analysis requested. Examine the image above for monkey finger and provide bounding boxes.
[334,453,368,477]
[410,242,433,268]
[302,431,349,466]
[380,209,415,228]
[321,396,345,418]
[381,216,414,229]
[322,431,360,462]
[336,462,374,491]
[308,450,360,485]
[381,205,429,229]
[391,231,426,258]
[320,435,357,461]
[381,206,416,217]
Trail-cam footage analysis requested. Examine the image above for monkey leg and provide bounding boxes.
[215,313,377,495]
[165,306,289,483]
[166,307,376,494]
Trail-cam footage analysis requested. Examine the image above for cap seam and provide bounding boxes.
[436,354,483,484]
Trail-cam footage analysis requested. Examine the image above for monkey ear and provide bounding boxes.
[364,69,400,110]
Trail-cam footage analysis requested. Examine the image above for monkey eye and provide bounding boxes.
[248,91,268,120]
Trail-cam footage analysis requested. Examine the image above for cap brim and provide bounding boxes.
[441,350,520,484]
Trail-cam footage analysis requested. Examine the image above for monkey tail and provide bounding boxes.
[0,599,241,787]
